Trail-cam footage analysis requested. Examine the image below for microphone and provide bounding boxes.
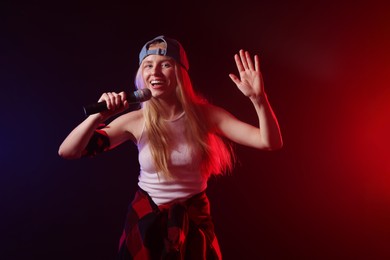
[83,88,152,116]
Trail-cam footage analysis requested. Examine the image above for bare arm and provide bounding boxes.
[58,91,132,159]
[212,50,283,150]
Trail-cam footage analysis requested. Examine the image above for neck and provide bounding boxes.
[156,98,184,121]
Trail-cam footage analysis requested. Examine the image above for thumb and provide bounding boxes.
[229,73,240,85]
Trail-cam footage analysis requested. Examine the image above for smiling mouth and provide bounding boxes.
[151,80,164,87]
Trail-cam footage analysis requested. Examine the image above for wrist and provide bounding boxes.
[250,93,268,105]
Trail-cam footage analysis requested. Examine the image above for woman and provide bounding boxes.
[59,35,283,259]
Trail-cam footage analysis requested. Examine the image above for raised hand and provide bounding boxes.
[229,49,265,100]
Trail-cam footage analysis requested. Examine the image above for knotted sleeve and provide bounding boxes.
[82,125,110,157]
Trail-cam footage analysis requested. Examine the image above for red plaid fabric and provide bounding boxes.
[117,189,222,260]
[82,127,110,157]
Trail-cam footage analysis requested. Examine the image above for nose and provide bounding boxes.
[151,65,162,75]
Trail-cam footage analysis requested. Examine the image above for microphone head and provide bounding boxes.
[133,88,152,103]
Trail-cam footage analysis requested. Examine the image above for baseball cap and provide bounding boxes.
[138,35,189,70]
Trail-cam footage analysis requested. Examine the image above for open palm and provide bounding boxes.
[229,49,264,99]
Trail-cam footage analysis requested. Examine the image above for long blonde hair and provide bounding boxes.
[135,47,235,179]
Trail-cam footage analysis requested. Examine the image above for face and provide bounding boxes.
[141,53,177,100]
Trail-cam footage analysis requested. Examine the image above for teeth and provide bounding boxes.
[151,80,163,86]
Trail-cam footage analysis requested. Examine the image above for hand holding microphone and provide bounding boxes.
[83,88,152,116]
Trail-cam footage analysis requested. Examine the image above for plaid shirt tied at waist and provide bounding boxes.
[117,188,222,260]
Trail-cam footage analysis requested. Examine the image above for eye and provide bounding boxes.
[162,62,172,68]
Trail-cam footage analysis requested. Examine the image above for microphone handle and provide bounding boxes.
[83,101,108,116]
[83,89,151,116]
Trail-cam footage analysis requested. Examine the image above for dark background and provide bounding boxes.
[2,1,390,259]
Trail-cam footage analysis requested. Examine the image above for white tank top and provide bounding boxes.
[137,112,207,205]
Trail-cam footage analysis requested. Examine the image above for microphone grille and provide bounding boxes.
[135,88,152,102]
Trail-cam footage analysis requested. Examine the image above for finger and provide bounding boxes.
[234,53,244,73]
[229,73,240,85]
[98,93,109,109]
[119,91,129,109]
[254,54,260,72]
[239,49,249,70]
[113,93,122,108]
[119,91,127,103]
[245,51,255,71]
[98,93,106,103]
[106,92,115,110]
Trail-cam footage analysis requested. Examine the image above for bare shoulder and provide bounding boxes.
[204,103,235,124]
[202,103,237,134]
